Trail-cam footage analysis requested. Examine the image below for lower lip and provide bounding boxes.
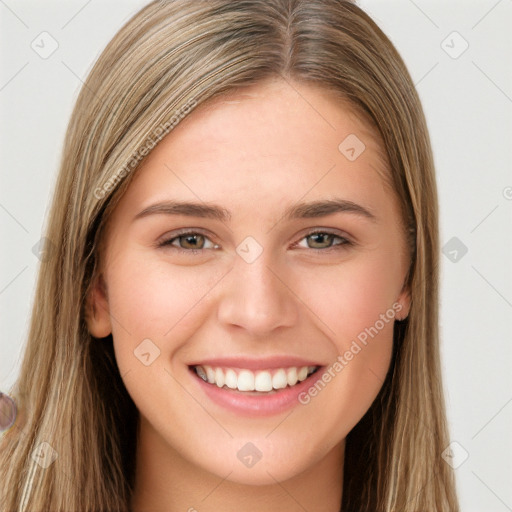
[189,366,325,417]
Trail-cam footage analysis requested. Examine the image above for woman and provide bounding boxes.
[0,0,459,510]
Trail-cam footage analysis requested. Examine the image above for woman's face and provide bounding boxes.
[87,78,411,485]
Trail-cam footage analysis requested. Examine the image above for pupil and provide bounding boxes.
[311,233,331,248]
[184,235,202,249]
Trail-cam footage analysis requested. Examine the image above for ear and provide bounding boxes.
[84,273,112,338]
[396,283,411,321]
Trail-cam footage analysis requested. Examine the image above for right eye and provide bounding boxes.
[158,230,220,254]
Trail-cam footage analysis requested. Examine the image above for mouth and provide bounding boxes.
[190,364,321,394]
[187,361,325,416]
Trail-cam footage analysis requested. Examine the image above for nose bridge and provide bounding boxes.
[216,247,297,335]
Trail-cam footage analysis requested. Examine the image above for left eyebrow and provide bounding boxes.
[132,198,378,223]
[283,198,377,223]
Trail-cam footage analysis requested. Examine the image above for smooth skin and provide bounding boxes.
[86,77,411,512]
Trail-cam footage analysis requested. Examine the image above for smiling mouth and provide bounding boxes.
[190,364,320,393]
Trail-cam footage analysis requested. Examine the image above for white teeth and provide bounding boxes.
[272,369,288,389]
[297,366,308,381]
[225,368,237,389]
[237,370,254,391]
[215,368,225,388]
[205,366,216,384]
[194,364,318,392]
[254,371,273,392]
[287,367,298,386]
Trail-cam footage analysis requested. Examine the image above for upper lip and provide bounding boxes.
[188,356,323,371]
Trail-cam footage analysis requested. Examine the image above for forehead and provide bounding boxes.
[165,79,387,170]
[114,78,398,228]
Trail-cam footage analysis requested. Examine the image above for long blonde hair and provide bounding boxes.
[0,1,459,510]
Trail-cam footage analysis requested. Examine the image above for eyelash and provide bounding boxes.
[157,229,353,255]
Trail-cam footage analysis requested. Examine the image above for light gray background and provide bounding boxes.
[1,1,511,510]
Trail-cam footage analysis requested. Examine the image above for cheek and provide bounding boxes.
[105,251,219,361]
[297,248,402,348]
[291,252,399,427]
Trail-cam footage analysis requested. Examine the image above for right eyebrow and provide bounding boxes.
[133,200,231,223]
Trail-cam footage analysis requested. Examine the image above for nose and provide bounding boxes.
[216,250,299,337]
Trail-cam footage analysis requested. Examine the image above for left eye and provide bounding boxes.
[294,231,351,250]
[158,230,351,253]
